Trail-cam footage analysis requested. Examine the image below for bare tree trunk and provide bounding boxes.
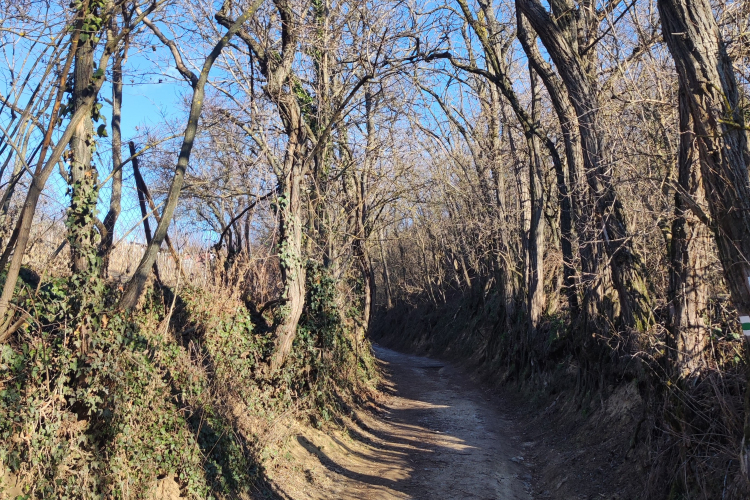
[668,84,710,379]
[360,248,375,335]
[216,0,309,370]
[244,202,251,254]
[119,4,260,310]
[130,141,161,283]
[658,0,750,321]
[419,233,438,305]
[99,41,128,277]
[440,0,569,336]
[0,121,31,242]
[527,68,545,336]
[353,87,377,336]
[517,0,655,334]
[657,0,750,473]
[130,144,185,280]
[486,85,516,331]
[378,229,393,309]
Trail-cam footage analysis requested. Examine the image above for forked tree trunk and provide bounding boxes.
[657,0,750,474]
[517,0,655,334]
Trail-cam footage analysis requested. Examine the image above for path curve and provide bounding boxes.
[276,345,534,499]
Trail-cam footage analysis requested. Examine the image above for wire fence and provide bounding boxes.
[19,155,218,287]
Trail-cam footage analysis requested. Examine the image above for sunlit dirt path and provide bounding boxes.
[273,346,534,499]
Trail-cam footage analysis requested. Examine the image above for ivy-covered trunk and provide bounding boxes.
[271,143,306,371]
[67,31,99,275]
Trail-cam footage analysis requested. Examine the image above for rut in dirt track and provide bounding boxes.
[280,345,535,499]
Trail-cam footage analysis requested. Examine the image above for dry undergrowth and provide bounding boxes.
[0,256,377,499]
[371,293,750,499]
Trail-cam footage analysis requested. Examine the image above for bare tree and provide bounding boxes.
[119,0,264,310]
[517,0,655,334]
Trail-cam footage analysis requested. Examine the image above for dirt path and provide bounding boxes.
[273,346,534,499]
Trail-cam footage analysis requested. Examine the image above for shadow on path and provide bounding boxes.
[280,345,533,499]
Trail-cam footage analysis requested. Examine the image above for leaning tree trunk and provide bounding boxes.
[668,84,710,379]
[657,0,750,474]
[130,142,161,283]
[119,6,260,310]
[517,0,654,334]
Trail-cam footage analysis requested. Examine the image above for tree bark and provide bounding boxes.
[527,68,545,337]
[130,144,185,280]
[668,83,710,379]
[217,0,308,371]
[0,31,91,325]
[517,0,655,334]
[0,2,155,331]
[658,0,750,317]
[657,0,750,473]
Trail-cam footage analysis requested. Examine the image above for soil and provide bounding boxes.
[269,345,534,499]
[3,344,644,500]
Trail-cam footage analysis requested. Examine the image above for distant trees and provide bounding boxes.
[372,0,750,490]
